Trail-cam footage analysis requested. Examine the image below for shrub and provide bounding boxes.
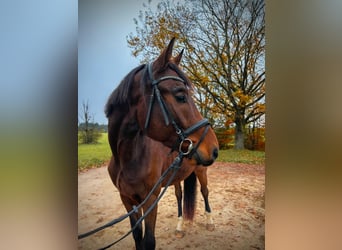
[78,128,101,144]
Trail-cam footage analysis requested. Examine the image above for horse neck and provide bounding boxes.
[111,108,147,162]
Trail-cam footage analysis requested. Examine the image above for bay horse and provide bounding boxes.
[105,38,219,250]
[173,166,214,238]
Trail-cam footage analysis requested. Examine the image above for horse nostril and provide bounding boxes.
[212,148,219,160]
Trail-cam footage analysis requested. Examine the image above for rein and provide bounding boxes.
[78,152,185,247]
[98,153,185,250]
[78,62,211,249]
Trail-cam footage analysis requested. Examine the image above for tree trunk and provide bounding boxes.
[234,119,245,150]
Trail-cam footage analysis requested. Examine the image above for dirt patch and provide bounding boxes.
[78,162,265,250]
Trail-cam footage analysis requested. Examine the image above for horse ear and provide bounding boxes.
[173,49,184,65]
[154,37,176,71]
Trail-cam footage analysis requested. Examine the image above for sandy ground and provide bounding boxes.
[78,162,265,250]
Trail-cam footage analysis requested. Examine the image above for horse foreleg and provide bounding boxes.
[142,195,158,250]
[174,183,185,238]
[120,195,143,250]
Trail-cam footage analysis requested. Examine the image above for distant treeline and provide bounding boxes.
[78,123,108,132]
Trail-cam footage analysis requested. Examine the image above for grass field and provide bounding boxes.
[78,133,111,171]
[78,133,265,170]
[216,149,265,165]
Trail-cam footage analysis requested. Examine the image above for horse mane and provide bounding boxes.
[105,64,146,117]
[105,61,194,119]
[104,60,194,164]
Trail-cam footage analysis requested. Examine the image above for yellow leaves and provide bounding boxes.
[255,103,265,113]
[234,89,243,96]
[127,36,142,58]
[234,89,251,105]
[187,44,195,53]
[221,52,228,63]
[224,118,234,127]
[188,66,210,85]
[200,75,210,83]
[127,36,140,47]
[132,50,139,58]
[211,104,221,114]
[159,16,166,24]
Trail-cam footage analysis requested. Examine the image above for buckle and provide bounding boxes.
[179,138,193,155]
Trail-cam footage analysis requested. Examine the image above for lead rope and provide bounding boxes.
[78,152,184,242]
[98,153,184,250]
[79,62,211,248]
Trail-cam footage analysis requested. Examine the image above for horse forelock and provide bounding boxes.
[165,63,194,90]
[144,62,193,89]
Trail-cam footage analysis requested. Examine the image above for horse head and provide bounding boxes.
[135,38,219,166]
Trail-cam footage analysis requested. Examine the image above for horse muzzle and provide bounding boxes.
[193,147,218,167]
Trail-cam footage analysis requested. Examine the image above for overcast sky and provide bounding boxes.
[79,0,158,124]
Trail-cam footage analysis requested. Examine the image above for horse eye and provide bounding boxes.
[175,95,187,103]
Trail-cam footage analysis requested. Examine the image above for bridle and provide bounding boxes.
[144,62,210,157]
[78,62,213,249]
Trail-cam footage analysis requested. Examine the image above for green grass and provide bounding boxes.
[217,149,265,164]
[78,133,265,170]
[78,134,265,170]
[78,133,111,171]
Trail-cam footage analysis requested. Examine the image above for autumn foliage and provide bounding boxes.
[245,127,265,151]
[127,0,265,150]
[215,126,265,151]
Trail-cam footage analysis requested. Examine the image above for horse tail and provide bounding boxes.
[183,171,197,221]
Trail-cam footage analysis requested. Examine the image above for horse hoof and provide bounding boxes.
[206,224,215,231]
[175,230,185,238]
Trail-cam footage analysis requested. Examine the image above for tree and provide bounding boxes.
[78,100,101,144]
[245,117,265,150]
[127,0,265,149]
